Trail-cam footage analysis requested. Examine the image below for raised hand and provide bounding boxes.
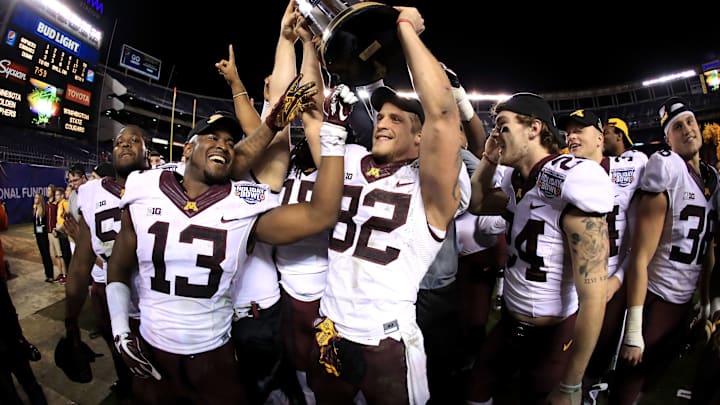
[323,84,358,128]
[215,44,240,88]
[319,84,357,156]
[265,73,317,132]
[114,332,162,380]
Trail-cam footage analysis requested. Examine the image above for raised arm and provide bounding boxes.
[255,85,355,245]
[395,6,464,231]
[442,63,486,158]
[216,44,261,136]
[468,132,508,215]
[295,13,326,168]
[232,74,316,182]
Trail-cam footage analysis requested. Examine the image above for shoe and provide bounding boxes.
[45,278,54,283]
[55,274,67,284]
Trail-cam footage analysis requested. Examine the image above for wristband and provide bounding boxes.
[106,282,132,338]
[623,305,645,351]
[482,152,498,165]
[558,382,581,394]
[319,122,347,157]
[397,18,415,31]
[451,86,474,121]
[233,91,248,99]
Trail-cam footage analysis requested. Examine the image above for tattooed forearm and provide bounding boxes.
[233,126,274,173]
[569,216,609,281]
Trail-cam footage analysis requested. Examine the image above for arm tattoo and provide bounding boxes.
[569,216,609,283]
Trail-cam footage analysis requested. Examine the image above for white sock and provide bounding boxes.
[296,370,315,405]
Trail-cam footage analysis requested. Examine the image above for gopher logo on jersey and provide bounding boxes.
[537,168,565,198]
[234,184,267,205]
[611,168,636,187]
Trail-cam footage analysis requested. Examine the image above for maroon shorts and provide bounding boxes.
[280,287,321,371]
[308,336,409,404]
[132,339,248,405]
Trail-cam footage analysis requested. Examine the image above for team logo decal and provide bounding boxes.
[234,184,267,204]
[610,168,635,187]
[537,168,565,198]
[183,201,198,212]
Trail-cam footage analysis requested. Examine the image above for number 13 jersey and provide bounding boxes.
[121,169,279,354]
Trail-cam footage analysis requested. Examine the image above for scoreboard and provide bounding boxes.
[0,2,100,137]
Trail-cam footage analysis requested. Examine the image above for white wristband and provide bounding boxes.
[451,86,474,121]
[260,100,271,120]
[106,282,132,338]
[623,305,645,351]
[320,122,347,157]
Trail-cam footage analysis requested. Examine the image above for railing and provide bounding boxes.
[0,146,98,169]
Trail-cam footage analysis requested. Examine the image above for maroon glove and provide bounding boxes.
[322,84,358,128]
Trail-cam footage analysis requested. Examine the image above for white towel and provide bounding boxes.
[400,321,429,404]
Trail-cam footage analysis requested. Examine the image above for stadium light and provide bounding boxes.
[642,70,696,87]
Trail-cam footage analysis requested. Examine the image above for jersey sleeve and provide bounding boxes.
[562,159,614,214]
[76,180,95,227]
[456,161,471,217]
[640,151,673,193]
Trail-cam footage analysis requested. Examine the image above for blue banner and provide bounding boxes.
[0,162,65,224]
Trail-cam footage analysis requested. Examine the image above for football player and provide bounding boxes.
[60,125,149,395]
[612,97,718,404]
[306,7,470,404]
[105,76,348,404]
[466,94,614,405]
[557,109,647,404]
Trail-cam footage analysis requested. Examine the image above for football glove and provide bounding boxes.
[114,332,162,380]
[265,74,317,132]
[319,84,357,156]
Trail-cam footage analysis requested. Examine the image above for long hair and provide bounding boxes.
[33,192,45,218]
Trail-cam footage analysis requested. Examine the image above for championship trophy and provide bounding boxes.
[296,0,401,86]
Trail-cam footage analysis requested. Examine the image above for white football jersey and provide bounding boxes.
[121,169,279,354]
[456,212,506,257]
[320,145,471,344]
[642,150,718,304]
[502,154,614,319]
[275,167,330,302]
[77,178,124,283]
[229,172,281,316]
[601,155,646,277]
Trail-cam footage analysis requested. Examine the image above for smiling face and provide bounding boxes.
[184,129,235,185]
[113,125,149,178]
[565,121,603,162]
[665,112,702,160]
[371,102,421,163]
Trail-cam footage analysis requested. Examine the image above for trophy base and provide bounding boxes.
[322,2,401,86]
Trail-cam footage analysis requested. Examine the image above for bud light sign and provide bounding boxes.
[119,44,161,81]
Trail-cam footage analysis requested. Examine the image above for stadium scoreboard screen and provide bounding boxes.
[0,2,100,137]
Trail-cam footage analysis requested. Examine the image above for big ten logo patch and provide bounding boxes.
[537,168,565,198]
[147,207,162,215]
